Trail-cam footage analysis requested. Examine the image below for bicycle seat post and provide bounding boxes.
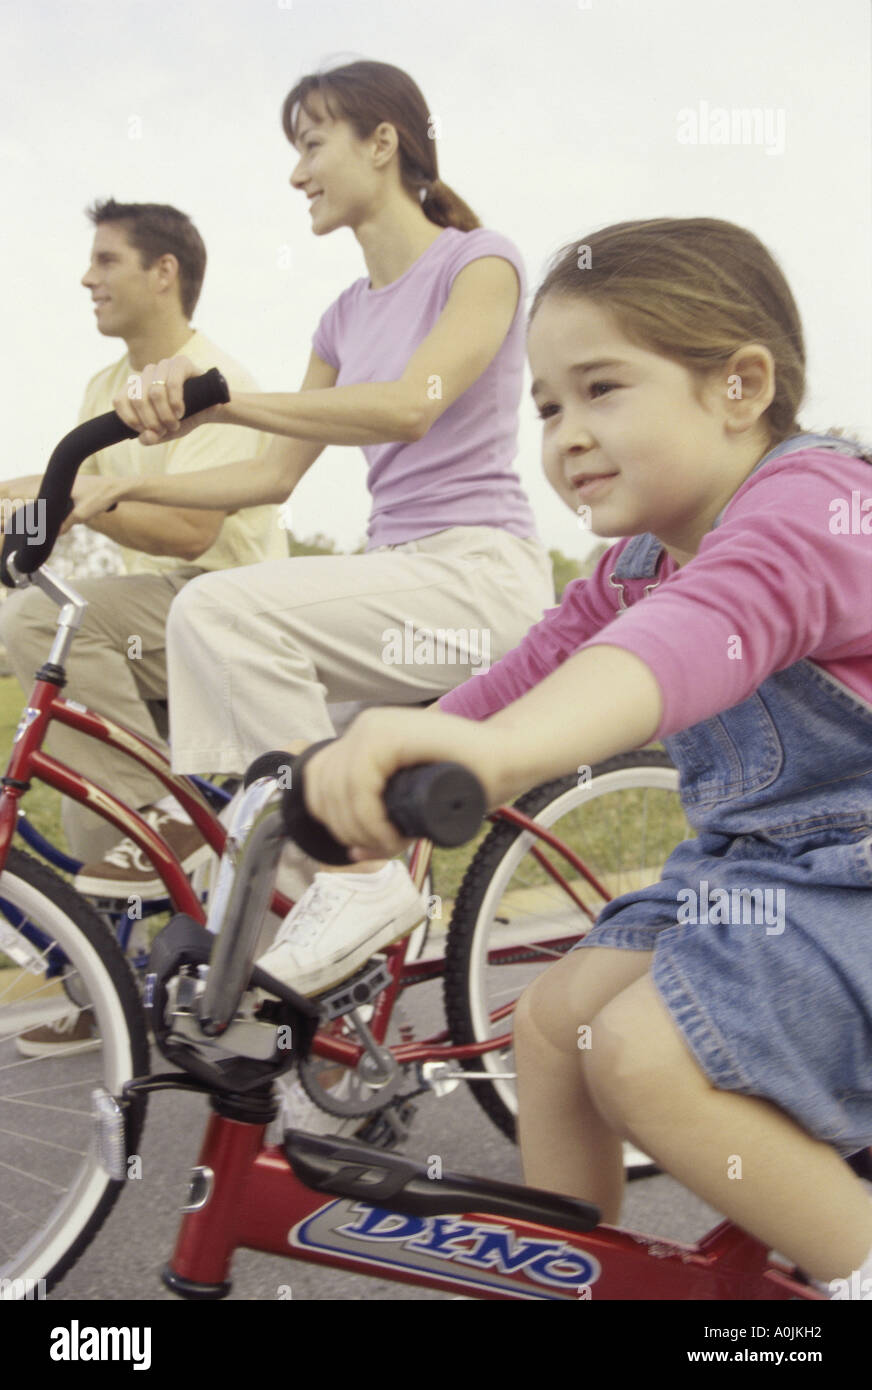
[198,779,287,1036]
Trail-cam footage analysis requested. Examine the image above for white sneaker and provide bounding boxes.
[255,861,426,997]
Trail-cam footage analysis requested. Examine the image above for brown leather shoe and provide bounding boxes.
[15,1007,100,1057]
[74,808,211,899]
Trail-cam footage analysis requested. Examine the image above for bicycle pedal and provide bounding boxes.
[313,958,393,1020]
[356,1100,417,1150]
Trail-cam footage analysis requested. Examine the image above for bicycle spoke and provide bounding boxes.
[0,1220,29,1257]
[0,1126,86,1157]
[0,1093,96,1115]
[1,1076,106,1100]
[0,1155,69,1193]
[0,1013,83,1050]
[0,835,147,1286]
[447,759,691,1143]
[0,972,76,1011]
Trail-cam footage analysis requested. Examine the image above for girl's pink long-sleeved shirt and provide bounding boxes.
[438,447,872,740]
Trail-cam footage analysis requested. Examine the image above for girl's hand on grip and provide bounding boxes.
[301,706,502,860]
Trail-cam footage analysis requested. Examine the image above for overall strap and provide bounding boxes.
[713,431,872,527]
[609,533,663,611]
[761,430,872,464]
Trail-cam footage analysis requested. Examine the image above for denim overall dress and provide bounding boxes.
[576,433,872,1156]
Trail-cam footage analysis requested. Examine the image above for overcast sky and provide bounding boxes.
[1,0,869,559]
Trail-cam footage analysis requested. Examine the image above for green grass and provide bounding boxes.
[0,677,66,851]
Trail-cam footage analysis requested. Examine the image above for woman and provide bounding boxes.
[72,59,554,996]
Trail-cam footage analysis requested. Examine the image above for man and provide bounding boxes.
[0,199,286,894]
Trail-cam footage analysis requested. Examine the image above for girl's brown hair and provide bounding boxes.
[529,217,806,443]
[281,60,480,233]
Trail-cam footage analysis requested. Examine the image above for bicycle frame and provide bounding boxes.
[0,665,587,1073]
[1,682,226,918]
[129,780,818,1304]
[0,610,826,1305]
[0,404,846,1306]
[155,1110,820,1301]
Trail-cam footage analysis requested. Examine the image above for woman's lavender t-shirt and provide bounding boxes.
[311,227,540,549]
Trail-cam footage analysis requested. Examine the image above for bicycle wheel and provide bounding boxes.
[444,751,691,1145]
[0,848,148,1295]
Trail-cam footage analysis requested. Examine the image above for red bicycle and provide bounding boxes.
[74,762,838,1301]
[2,374,846,1300]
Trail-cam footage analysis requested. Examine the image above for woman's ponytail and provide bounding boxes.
[419,177,480,232]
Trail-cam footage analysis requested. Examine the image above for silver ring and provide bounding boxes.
[150,379,167,388]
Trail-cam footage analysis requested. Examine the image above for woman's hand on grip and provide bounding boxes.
[112,356,219,445]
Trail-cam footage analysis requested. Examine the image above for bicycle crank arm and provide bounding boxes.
[420,1061,517,1097]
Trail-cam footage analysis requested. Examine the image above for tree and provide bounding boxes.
[286,532,365,558]
[549,548,580,598]
[549,541,609,596]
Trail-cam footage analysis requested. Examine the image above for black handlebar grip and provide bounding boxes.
[176,367,231,424]
[383,763,487,842]
[1,368,230,587]
[242,749,297,789]
[278,739,486,865]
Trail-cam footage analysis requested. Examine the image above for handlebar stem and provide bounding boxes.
[8,564,90,673]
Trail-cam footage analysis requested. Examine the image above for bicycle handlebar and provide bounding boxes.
[0,367,230,587]
[243,741,487,864]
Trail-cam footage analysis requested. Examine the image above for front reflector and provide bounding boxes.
[92,1087,127,1180]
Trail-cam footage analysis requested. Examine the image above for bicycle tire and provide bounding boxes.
[0,848,148,1295]
[444,752,688,1149]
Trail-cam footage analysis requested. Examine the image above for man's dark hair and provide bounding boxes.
[86,199,207,318]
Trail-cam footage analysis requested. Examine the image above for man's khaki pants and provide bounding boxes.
[0,568,204,860]
[165,527,555,775]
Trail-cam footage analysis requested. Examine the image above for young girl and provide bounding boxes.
[282,216,872,1292]
[69,59,553,994]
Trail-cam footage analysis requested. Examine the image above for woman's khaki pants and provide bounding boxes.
[165,527,554,775]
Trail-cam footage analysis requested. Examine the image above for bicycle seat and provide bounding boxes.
[283,1131,600,1235]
